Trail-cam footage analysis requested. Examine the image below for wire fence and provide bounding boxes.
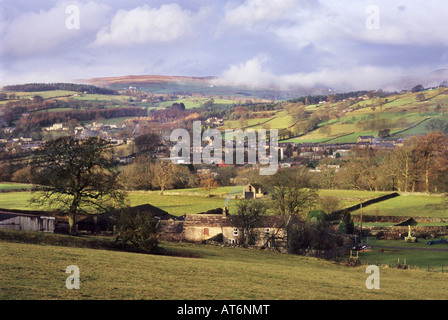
[356,257,448,273]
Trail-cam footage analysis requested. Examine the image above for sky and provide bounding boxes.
[1,0,448,91]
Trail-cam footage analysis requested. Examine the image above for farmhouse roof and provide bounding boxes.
[246,182,264,189]
[77,203,175,231]
[184,214,288,229]
[128,204,176,220]
[0,211,55,221]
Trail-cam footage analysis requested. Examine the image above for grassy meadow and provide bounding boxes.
[0,186,445,218]
[1,185,448,300]
[0,187,239,215]
[2,234,448,300]
[351,194,447,218]
[357,238,448,272]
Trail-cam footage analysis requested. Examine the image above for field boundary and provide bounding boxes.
[333,192,400,216]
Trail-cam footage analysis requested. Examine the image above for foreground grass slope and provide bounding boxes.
[1,236,448,300]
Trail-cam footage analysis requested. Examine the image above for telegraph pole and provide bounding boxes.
[359,198,363,244]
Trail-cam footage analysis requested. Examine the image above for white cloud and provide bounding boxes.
[1,1,111,57]
[213,55,275,88]
[215,55,414,91]
[224,0,315,27]
[2,0,448,89]
[277,66,409,91]
[93,4,210,46]
[355,1,448,47]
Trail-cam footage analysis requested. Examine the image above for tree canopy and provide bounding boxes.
[30,136,127,235]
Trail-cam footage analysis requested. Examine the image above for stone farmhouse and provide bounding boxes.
[160,207,292,250]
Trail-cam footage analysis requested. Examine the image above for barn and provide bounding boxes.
[0,211,55,233]
[243,183,265,199]
[76,203,178,235]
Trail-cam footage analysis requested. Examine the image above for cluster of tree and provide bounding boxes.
[411,84,425,93]
[241,102,277,112]
[356,117,394,132]
[3,83,117,95]
[425,118,448,135]
[134,132,161,154]
[118,155,198,193]
[289,94,328,105]
[2,97,127,127]
[169,102,186,111]
[234,167,350,253]
[199,105,230,121]
[317,132,448,193]
[148,107,193,123]
[288,90,384,105]
[0,161,28,182]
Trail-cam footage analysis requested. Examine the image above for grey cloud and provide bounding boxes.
[1,0,448,91]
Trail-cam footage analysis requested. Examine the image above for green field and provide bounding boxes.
[352,194,447,218]
[1,234,448,300]
[0,183,33,191]
[358,239,448,272]
[0,191,230,216]
[3,87,448,146]
[0,188,444,218]
[155,96,238,109]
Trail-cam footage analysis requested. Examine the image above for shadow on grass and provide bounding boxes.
[0,229,203,259]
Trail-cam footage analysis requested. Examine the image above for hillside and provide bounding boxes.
[84,74,215,86]
[1,235,448,300]
[217,87,448,143]
[1,80,448,147]
[82,74,323,100]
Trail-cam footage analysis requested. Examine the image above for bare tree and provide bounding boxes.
[199,172,219,197]
[235,199,267,246]
[30,136,127,235]
[154,160,176,195]
[265,167,319,220]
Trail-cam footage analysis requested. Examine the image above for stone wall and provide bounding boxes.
[360,225,448,240]
[357,215,448,224]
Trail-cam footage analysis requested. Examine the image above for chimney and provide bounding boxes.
[223,206,228,217]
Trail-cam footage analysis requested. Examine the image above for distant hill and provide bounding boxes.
[84,75,215,86]
[385,69,448,92]
[2,82,117,95]
[82,74,328,100]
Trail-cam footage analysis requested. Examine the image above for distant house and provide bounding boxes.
[0,211,55,232]
[43,123,67,132]
[243,183,265,199]
[357,135,375,144]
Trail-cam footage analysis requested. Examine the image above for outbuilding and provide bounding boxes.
[0,211,55,232]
